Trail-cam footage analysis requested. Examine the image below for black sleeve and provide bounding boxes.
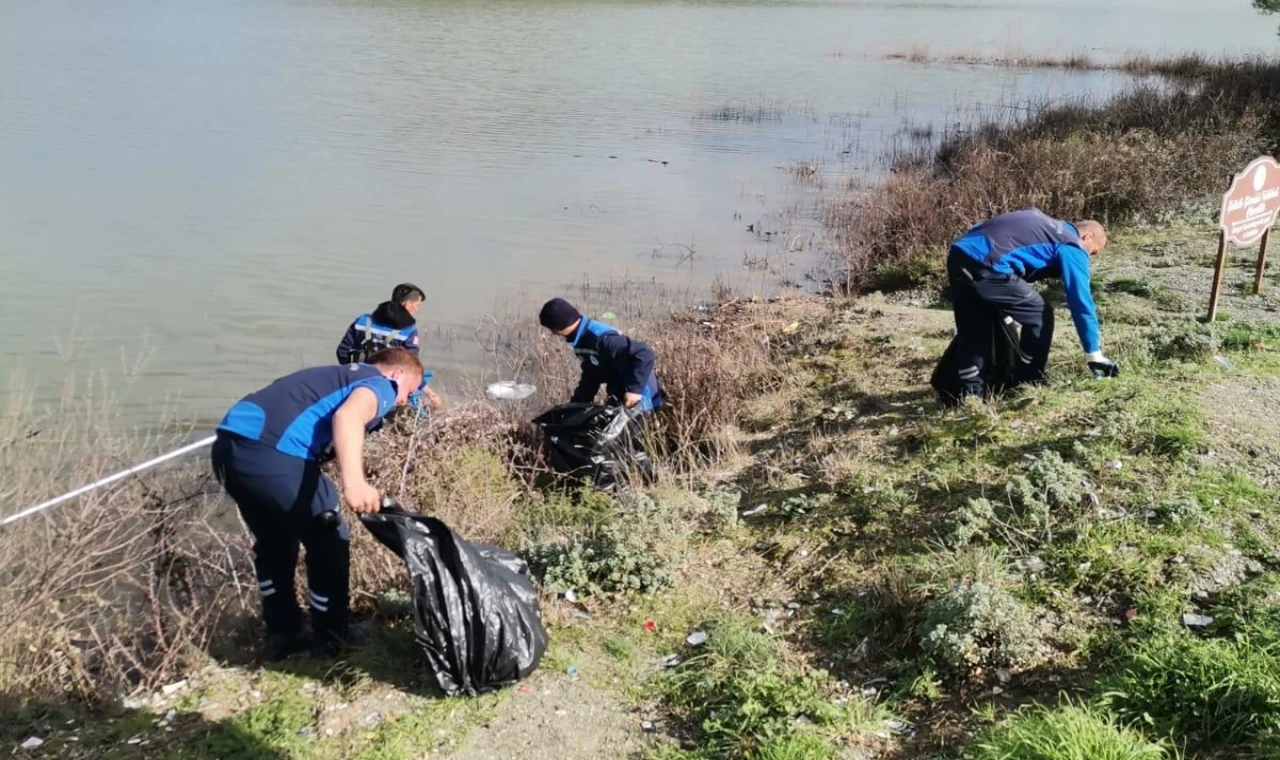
[570,368,600,404]
[336,322,360,364]
[599,333,655,394]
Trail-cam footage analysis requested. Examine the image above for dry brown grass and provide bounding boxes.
[0,375,254,706]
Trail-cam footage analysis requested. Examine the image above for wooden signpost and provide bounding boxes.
[1207,155,1280,322]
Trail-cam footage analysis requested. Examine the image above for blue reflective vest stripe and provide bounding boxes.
[354,314,416,350]
[217,364,398,460]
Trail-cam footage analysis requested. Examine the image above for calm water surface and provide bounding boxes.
[1,0,1274,426]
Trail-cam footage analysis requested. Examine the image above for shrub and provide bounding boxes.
[917,583,1056,674]
[1007,451,1090,516]
[1149,495,1204,529]
[948,496,998,547]
[972,703,1170,760]
[524,492,680,595]
[1103,631,1280,749]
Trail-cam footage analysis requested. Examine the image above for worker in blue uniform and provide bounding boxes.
[336,283,424,364]
[211,348,423,659]
[538,298,664,413]
[336,283,441,415]
[947,208,1118,400]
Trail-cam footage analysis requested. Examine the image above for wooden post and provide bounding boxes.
[1254,227,1272,295]
[1207,229,1229,322]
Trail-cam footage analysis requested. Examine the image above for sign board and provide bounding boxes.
[1221,155,1280,246]
[1207,155,1280,321]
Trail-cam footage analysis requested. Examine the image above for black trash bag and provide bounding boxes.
[931,309,1030,406]
[358,504,547,697]
[531,402,656,492]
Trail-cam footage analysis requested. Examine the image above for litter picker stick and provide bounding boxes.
[1,434,217,529]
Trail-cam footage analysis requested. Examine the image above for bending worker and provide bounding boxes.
[211,348,423,659]
[947,207,1119,399]
[337,283,441,414]
[538,298,664,413]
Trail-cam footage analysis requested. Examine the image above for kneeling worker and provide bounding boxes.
[538,298,664,413]
[336,283,441,413]
[947,208,1119,399]
[211,348,423,659]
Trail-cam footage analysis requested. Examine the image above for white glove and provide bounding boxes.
[1085,351,1120,379]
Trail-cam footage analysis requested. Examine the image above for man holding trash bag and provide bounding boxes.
[211,348,422,659]
[538,297,665,414]
[946,208,1118,400]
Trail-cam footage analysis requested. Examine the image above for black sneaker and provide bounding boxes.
[265,631,313,662]
[309,620,375,659]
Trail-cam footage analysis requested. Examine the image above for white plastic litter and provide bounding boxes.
[486,381,537,400]
[20,737,44,750]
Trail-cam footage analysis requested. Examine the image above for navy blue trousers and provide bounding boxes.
[211,433,350,647]
[947,248,1054,395]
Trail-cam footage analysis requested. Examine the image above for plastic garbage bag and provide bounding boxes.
[531,402,656,492]
[358,503,547,696]
[931,309,1029,406]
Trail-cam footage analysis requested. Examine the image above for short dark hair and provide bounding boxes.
[392,283,425,304]
[367,347,423,376]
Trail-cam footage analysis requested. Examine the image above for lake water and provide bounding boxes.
[1,0,1275,427]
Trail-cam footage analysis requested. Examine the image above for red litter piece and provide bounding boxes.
[643,620,657,633]
[1124,608,1138,621]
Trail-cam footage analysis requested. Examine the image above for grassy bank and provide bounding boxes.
[10,222,1280,758]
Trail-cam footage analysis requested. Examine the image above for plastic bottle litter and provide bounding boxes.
[1182,613,1214,628]
[485,381,537,400]
[686,631,709,647]
[740,505,768,517]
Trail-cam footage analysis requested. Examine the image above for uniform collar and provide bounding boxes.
[569,318,591,348]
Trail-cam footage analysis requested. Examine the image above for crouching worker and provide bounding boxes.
[947,208,1119,400]
[336,283,425,364]
[211,348,423,659]
[538,298,665,415]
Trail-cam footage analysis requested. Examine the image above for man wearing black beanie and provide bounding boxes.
[539,298,664,412]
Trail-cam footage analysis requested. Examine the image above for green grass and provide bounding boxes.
[1102,630,1280,750]
[650,614,893,759]
[971,703,1171,760]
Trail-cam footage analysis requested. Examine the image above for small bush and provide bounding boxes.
[972,703,1170,760]
[1103,631,1280,749]
[1006,450,1090,521]
[657,615,889,759]
[525,492,680,595]
[948,496,998,547]
[1141,321,1216,363]
[1149,495,1204,528]
[917,583,1056,674]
